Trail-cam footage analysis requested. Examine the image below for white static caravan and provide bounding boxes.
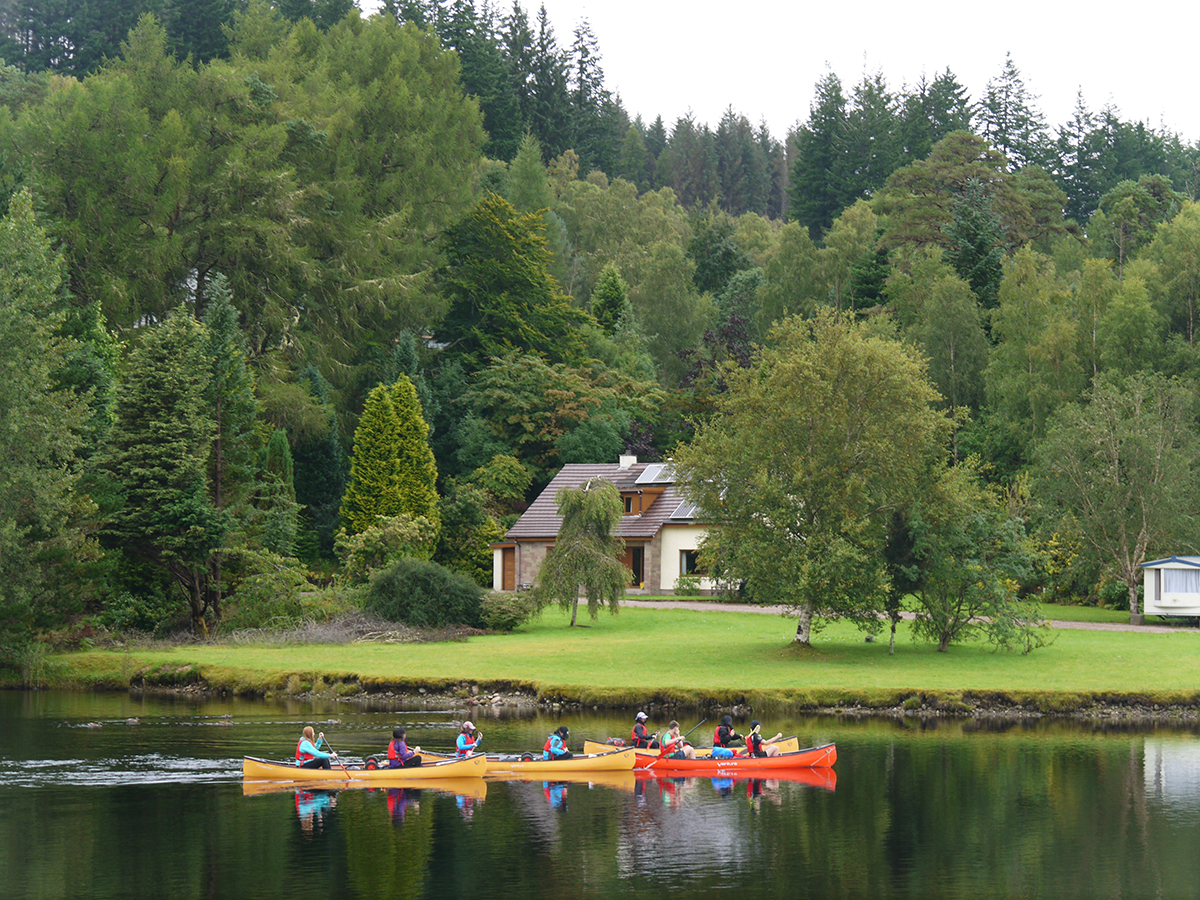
[1141,557,1200,618]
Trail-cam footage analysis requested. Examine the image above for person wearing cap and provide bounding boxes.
[744,720,784,758]
[659,721,697,760]
[631,711,659,749]
[388,726,422,768]
[456,721,482,757]
[543,725,573,760]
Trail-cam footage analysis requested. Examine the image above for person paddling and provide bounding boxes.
[295,726,337,769]
[712,715,743,759]
[543,725,573,760]
[456,721,482,757]
[743,720,784,758]
[631,711,660,749]
[659,721,697,760]
[388,726,422,768]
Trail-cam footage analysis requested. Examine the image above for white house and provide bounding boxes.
[1141,556,1200,618]
[490,456,715,594]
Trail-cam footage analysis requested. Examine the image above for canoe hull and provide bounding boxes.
[242,776,488,800]
[242,753,486,782]
[583,737,802,758]
[483,745,637,774]
[622,742,836,772]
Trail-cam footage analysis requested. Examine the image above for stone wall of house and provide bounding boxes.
[517,541,550,588]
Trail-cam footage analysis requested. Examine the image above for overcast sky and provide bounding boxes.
[364,0,1198,144]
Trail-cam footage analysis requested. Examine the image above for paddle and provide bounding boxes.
[320,733,350,778]
[645,718,707,769]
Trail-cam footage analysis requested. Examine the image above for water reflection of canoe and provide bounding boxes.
[483,745,637,774]
[583,737,802,758]
[242,753,486,782]
[485,769,637,793]
[637,766,837,792]
[241,776,488,800]
[581,741,836,772]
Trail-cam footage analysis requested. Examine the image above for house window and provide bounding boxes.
[681,550,704,575]
[623,495,634,514]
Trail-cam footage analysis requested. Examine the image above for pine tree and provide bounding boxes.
[788,71,849,238]
[0,189,93,648]
[292,366,347,559]
[257,428,299,556]
[944,179,1005,309]
[590,263,630,334]
[100,309,227,630]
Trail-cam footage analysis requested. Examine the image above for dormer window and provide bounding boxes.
[623,495,634,514]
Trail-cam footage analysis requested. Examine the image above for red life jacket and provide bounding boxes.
[746,732,765,757]
[456,733,477,758]
[388,739,402,761]
[631,723,651,748]
[296,738,314,764]
[544,735,555,754]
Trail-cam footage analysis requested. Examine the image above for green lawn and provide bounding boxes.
[56,605,1200,706]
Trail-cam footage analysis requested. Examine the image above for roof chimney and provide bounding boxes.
[618,455,637,469]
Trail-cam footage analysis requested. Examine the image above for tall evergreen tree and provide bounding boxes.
[977,53,1048,169]
[0,190,93,650]
[944,179,1005,309]
[257,428,300,556]
[292,366,347,558]
[788,70,849,238]
[100,310,227,630]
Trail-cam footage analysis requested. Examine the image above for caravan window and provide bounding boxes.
[1163,568,1200,594]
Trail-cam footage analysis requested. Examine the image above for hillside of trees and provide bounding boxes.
[3,0,1200,659]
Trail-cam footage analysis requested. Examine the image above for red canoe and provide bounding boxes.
[629,742,836,772]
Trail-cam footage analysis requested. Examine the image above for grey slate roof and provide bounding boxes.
[504,462,698,540]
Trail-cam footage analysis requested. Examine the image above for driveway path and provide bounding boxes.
[620,598,1198,634]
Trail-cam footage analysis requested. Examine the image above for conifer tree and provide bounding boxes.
[257,428,300,556]
[590,263,630,334]
[100,309,227,630]
[292,366,347,558]
[340,376,439,535]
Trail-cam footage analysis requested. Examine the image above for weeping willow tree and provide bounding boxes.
[534,478,626,626]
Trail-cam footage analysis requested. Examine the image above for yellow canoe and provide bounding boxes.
[242,776,488,800]
[242,753,486,782]
[583,736,802,758]
[482,745,637,775]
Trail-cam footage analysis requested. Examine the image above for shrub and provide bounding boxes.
[336,514,438,585]
[364,557,485,628]
[481,591,539,632]
[221,550,310,630]
[674,575,704,597]
[97,589,179,633]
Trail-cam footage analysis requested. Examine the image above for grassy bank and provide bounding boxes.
[44,605,1200,713]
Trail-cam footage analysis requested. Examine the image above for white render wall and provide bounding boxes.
[658,525,714,592]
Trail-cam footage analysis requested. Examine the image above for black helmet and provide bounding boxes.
[721,715,733,727]
[393,726,404,739]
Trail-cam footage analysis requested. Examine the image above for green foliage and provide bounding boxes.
[480,591,539,632]
[467,454,533,519]
[221,549,310,629]
[433,483,505,587]
[590,263,630,334]
[672,310,949,645]
[340,376,439,536]
[364,557,485,628]
[255,429,300,556]
[336,514,438,585]
[532,478,626,625]
[943,179,1005,309]
[905,462,1048,653]
[0,189,95,651]
[95,589,178,634]
[673,575,704,597]
[99,309,227,629]
[1035,373,1200,620]
[437,191,591,376]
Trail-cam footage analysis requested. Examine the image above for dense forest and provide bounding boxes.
[2,0,1200,660]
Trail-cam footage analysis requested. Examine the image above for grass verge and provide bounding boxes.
[46,605,1200,712]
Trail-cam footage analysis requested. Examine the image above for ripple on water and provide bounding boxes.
[0,754,242,787]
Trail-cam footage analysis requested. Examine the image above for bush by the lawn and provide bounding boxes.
[364,557,485,628]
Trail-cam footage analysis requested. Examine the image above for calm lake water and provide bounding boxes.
[2,691,1199,900]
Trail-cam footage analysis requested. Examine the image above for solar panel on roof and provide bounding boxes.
[671,500,699,519]
[635,463,674,485]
